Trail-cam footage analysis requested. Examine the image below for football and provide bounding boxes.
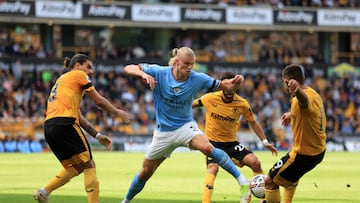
[250,174,266,199]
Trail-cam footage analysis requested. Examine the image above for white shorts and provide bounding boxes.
[145,121,203,160]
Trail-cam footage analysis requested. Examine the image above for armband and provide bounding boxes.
[262,139,269,145]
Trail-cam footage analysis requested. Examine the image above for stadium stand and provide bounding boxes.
[0,0,359,152]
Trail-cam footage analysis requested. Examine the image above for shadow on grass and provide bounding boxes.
[1,194,355,203]
[0,194,200,203]
[295,198,356,203]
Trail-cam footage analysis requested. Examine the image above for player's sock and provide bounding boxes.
[202,173,215,203]
[124,174,146,200]
[211,148,247,185]
[265,189,280,203]
[84,168,99,203]
[44,166,79,193]
[283,185,296,203]
[240,181,251,203]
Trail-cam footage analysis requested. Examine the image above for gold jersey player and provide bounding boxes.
[193,72,278,203]
[33,54,131,203]
[264,64,326,203]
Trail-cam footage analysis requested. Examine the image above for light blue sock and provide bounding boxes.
[211,148,240,179]
[125,174,146,200]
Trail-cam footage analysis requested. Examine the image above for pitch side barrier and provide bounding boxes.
[0,58,331,78]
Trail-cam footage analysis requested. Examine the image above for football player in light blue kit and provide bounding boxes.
[121,47,251,203]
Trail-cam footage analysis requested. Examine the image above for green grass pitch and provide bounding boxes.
[0,150,359,203]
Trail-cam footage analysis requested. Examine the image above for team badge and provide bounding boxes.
[248,108,253,115]
[86,75,92,83]
[233,107,239,113]
[173,87,181,93]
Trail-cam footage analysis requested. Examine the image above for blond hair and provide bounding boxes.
[168,47,195,66]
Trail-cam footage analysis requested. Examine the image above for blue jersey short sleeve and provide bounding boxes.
[141,63,219,131]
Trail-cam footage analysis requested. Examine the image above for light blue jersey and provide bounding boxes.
[142,63,219,131]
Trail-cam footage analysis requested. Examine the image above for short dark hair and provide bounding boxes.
[63,54,91,70]
[282,64,305,84]
[220,72,235,81]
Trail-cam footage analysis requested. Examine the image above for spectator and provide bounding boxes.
[0,134,4,152]
[1,59,360,152]
[30,137,43,153]
[16,134,31,153]
[339,119,354,136]
[4,136,17,152]
[326,117,348,151]
[132,45,146,58]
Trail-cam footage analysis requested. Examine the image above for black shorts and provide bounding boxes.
[207,140,253,165]
[268,150,325,187]
[45,118,92,165]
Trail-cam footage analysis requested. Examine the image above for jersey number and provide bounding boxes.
[234,144,245,152]
[48,82,58,102]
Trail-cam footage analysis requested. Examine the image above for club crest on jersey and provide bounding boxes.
[173,87,181,93]
[233,107,239,113]
[86,75,92,83]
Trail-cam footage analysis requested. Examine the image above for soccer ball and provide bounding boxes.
[250,174,266,199]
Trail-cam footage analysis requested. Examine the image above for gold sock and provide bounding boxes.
[265,189,281,203]
[283,185,296,203]
[44,167,79,193]
[84,168,99,203]
[202,173,216,203]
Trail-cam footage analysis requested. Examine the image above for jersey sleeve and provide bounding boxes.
[241,100,256,122]
[200,93,210,106]
[195,72,220,91]
[75,70,95,92]
[141,63,162,78]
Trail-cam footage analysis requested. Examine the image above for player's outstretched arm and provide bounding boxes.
[281,112,291,126]
[96,133,112,151]
[79,111,112,150]
[217,74,244,92]
[249,120,278,156]
[285,78,309,109]
[87,89,131,123]
[124,64,157,90]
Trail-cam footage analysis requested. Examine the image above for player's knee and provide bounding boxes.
[200,144,214,156]
[264,175,278,190]
[208,163,219,174]
[284,184,297,190]
[73,160,95,174]
[250,159,262,173]
[282,181,298,188]
[139,168,155,181]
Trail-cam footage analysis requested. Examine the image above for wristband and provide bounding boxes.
[262,139,269,145]
[95,132,101,139]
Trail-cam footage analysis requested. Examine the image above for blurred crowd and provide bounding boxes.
[0,25,325,65]
[2,19,360,66]
[0,0,359,152]
[0,63,360,152]
[0,131,43,153]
